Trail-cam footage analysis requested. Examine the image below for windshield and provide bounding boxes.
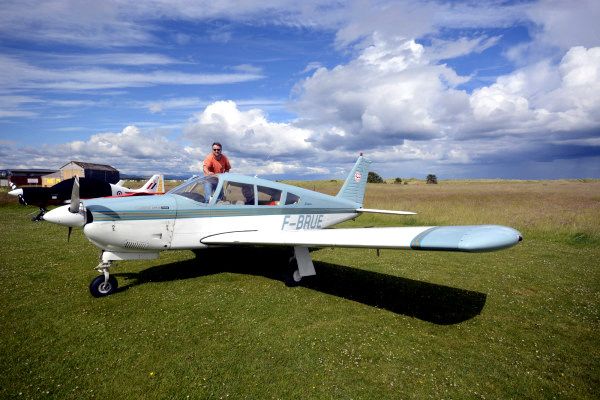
[169,176,219,203]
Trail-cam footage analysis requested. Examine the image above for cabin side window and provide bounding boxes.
[216,181,255,205]
[257,185,282,206]
[284,192,301,205]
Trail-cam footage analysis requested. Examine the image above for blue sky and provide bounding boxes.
[1,0,599,179]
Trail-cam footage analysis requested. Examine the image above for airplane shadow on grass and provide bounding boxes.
[114,248,486,325]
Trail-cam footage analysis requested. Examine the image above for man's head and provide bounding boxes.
[212,142,222,158]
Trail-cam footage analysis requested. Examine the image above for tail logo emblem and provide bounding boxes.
[354,171,362,182]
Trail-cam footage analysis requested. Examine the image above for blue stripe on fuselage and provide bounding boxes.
[90,207,355,221]
[84,193,356,222]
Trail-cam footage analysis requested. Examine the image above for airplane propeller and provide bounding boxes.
[42,176,87,237]
[69,176,80,213]
[68,176,80,241]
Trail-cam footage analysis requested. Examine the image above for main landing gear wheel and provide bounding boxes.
[284,256,302,287]
[89,275,118,297]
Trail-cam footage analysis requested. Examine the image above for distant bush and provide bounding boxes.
[426,174,438,184]
[394,177,402,184]
[368,172,384,183]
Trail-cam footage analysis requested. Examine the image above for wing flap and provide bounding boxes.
[200,225,522,252]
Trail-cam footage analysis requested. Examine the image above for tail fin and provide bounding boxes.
[140,174,164,193]
[336,155,371,205]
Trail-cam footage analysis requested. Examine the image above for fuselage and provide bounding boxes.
[78,173,359,253]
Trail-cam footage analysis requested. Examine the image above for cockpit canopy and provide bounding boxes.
[169,175,217,204]
[169,175,301,206]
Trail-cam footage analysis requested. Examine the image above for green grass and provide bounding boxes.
[0,181,599,399]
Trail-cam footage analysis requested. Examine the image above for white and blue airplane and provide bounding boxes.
[43,155,522,297]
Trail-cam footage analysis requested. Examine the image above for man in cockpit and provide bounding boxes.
[203,142,230,202]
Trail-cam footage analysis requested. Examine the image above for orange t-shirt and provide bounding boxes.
[203,153,231,174]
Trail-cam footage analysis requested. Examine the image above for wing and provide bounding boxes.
[201,225,522,252]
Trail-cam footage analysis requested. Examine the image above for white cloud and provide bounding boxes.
[526,0,600,50]
[0,0,337,48]
[465,46,600,136]
[146,98,205,114]
[293,35,470,149]
[184,100,313,158]
[0,125,191,176]
[231,64,263,74]
[0,54,264,93]
[0,94,43,118]
[288,30,599,172]
[61,125,175,158]
[301,62,323,74]
[1,1,599,179]
[0,0,152,47]
[53,53,187,66]
[427,36,501,61]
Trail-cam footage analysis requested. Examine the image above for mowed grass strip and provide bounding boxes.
[0,181,599,399]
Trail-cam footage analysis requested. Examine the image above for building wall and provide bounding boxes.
[42,171,63,187]
[60,163,85,180]
[9,176,42,186]
[2,170,56,187]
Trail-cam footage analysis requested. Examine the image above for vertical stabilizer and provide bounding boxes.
[336,155,371,206]
[140,174,165,193]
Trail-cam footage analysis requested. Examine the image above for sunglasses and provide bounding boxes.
[212,148,222,152]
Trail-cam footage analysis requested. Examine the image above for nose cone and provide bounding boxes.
[8,188,23,197]
[43,205,86,227]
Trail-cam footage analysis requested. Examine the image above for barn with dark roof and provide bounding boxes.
[57,161,120,184]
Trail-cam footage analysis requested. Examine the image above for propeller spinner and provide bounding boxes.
[43,176,86,234]
[8,183,27,205]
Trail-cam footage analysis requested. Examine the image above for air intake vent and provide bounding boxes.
[124,240,150,249]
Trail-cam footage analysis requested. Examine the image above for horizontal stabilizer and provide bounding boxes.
[357,208,417,215]
[201,225,522,253]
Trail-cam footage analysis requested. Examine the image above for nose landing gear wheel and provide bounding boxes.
[89,275,118,297]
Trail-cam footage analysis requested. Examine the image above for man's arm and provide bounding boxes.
[203,155,214,175]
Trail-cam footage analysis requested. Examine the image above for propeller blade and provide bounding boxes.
[69,176,80,213]
[68,227,72,242]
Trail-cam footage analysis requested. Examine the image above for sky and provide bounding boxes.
[1,0,599,180]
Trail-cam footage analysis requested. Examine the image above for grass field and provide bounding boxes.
[0,180,598,399]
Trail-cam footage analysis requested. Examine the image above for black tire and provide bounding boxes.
[89,275,118,297]
[284,256,302,287]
